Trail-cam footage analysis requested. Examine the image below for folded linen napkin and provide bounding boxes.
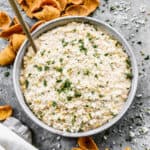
[0,117,38,150]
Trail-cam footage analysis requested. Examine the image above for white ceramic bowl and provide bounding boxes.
[13,16,138,137]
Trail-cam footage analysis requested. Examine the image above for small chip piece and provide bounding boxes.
[65,5,89,16]
[31,0,61,13]
[10,34,26,53]
[56,0,67,11]
[18,0,34,18]
[78,137,99,150]
[30,20,46,32]
[72,148,82,150]
[84,0,100,14]
[0,45,16,66]
[0,24,23,39]
[68,0,84,5]
[124,147,132,150]
[0,11,11,30]
[33,5,60,21]
[0,105,13,121]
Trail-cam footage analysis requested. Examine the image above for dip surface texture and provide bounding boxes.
[20,22,132,132]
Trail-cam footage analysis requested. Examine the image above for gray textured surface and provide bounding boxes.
[0,0,150,150]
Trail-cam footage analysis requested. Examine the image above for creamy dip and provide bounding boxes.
[20,22,132,132]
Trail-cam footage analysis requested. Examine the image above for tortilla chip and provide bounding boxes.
[31,0,61,13]
[65,5,89,16]
[78,137,99,150]
[72,148,82,150]
[84,0,100,14]
[0,45,15,66]
[18,0,34,18]
[68,0,84,5]
[17,0,24,4]
[33,5,60,21]
[10,34,26,53]
[0,105,13,121]
[56,0,67,11]
[12,16,20,24]
[30,20,46,32]
[124,147,132,150]
[0,24,23,39]
[0,11,11,30]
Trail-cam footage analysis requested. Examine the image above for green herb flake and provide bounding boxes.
[61,39,68,47]
[126,58,131,68]
[59,58,63,62]
[4,72,10,77]
[67,96,72,101]
[78,39,87,55]
[28,73,32,77]
[104,53,109,56]
[56,79,62,83]
[44,66,49,71]
[115,41,121,47]
[55,67,63,73]
[93,45,98,48]
[74,90,82,97]
[40,50,45,56]
[99,94,104,98]
[95,74,98,78]
[52,101,57,107]
[57,79,72,93]
[125,73,133,79]
[88,113,92,119]
[86,32,93,41]
[43,79,47,87]
[34,65,42,71]
[25,80,29,88]
[84,69,90,76]
[72,115,76,125]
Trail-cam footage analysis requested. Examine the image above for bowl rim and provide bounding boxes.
[13,16,138,137]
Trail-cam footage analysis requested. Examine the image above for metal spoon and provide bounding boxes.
[8,0,37,52]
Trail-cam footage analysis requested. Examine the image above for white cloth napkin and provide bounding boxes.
[0,118,38,150]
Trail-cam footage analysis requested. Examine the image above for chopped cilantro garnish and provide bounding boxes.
[43,79,47,87]
[61,39,68,47]
[67,96,72,101]
[55,67,63,73]
[99,94,104,98]
[57,79,72,93]
[44,66,49,71]
[40,50,45,56]
[72,115,76,125]
[126,73,133,79]
[115,41,120,47]
[126,58,131,69]
[56,79,62,83]
[95,74,98,78]
[74,90,82,97]
[59,58,63,62]
[34,65,42,71]
[25,80,29,88]
[78,39,87,54]
[52,101,57,107]
[84,69,90,76]
[104,53,109,56]
[46,61,51,65]
[86,32,93,41]
[93,45,98,48]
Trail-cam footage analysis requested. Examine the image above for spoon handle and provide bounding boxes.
[8,0,37,52]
